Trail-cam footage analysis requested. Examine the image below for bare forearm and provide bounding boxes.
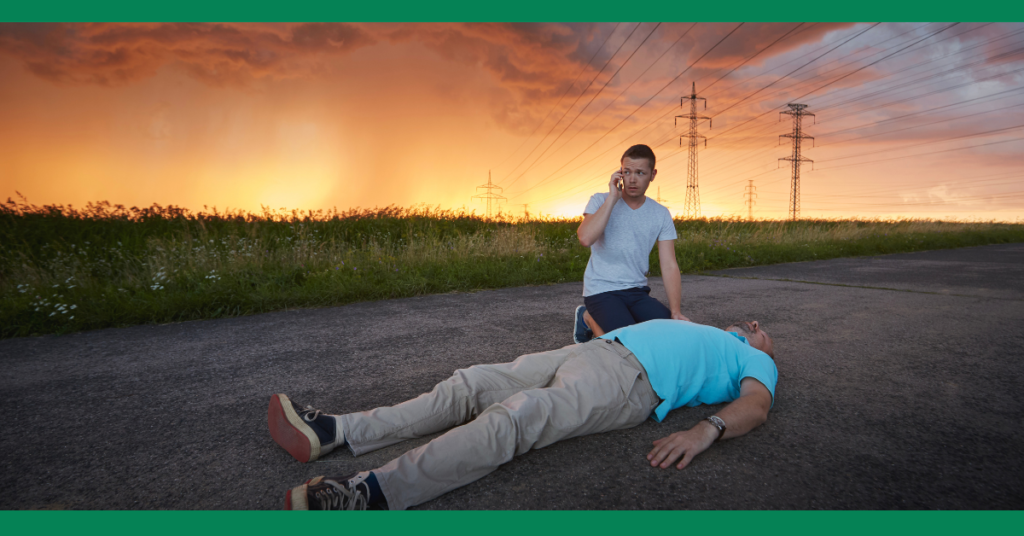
[661,261,682,314]
[657,241,684,318]
[647,381,772,469]
[711,392,770,440]
[577,200,615,247]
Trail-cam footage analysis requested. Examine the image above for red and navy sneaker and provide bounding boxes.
[268,394,345,463]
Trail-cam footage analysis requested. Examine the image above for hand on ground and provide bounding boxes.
[647,423,716,469]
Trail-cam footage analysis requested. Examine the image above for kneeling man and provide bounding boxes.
[574,144,687,343]
[268,319,776,510]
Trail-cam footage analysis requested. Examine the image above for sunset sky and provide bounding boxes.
[1,22,1022,220]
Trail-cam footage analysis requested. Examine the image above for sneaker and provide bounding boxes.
[268,394,345,463]
[285,472,370,510]
[573,305,593,344]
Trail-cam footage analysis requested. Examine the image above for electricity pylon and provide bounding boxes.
[472,170,506,219]
[779,103,814,221]
[744,180,757,221]
[675,82,711,220]
[655,187,669,209]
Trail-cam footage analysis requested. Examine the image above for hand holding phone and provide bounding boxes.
[609,168,624,197]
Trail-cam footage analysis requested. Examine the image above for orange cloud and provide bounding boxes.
[0,22,376,87]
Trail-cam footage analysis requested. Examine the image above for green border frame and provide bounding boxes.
[0,0,1021,532]
[2,511,1023,534]
[0,0,1022,22]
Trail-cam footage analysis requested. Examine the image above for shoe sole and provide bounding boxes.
[573,305,588,344]
[285,476,324,510]
[268,394,321,463]
[285,483,308,510]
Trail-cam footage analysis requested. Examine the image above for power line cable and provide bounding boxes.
[508,23,747,201]
[493,23,624,169]
[516,22,812,202]
[496,22,644,186]
[817,135,1024,170]
[501,22,660,190]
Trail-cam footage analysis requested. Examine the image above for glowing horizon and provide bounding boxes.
[1,22,1022,222]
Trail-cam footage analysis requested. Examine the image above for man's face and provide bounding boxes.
[726,321,774,357]
[619,156,656,201]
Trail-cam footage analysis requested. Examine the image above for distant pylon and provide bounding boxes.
[520,203,530,220]
[472,170,506,219]
[676,82,711,220]
[655,187,669,210]
[779,103,815,221]
[743,180,757,221]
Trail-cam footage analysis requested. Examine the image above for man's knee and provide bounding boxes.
[628,289,671,322]
[585,292,635,333]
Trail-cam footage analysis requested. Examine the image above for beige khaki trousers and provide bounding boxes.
[338,338,660,510]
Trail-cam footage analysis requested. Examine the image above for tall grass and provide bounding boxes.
[2,197,1022,338]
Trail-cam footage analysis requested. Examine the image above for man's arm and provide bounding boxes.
[646,378,772,470]
[577,171,623,247]
[657,239,688,322]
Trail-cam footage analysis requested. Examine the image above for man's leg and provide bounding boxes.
[583,290,637,335]
[583,309,604,337]
[370,339,660,510]
[622,286,672,323]
[340,344,576,456]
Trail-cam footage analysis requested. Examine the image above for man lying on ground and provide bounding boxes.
[268,319,776,510]
[574,144,688,344]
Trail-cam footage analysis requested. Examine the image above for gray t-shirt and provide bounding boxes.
[582,193,677,297]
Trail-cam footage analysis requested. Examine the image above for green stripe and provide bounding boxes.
[1,0,1022,23]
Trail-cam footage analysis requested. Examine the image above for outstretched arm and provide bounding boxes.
[646,378,772,470]
[657,239,688,322]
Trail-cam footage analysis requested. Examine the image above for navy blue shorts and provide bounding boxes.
[583,286,671,333]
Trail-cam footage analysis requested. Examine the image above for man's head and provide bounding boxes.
[726,321,774,359]
[619,144,657,201]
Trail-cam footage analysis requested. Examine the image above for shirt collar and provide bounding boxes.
[727,331,750,346]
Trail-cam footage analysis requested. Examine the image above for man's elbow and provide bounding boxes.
[577,230,593,247]
[746,396,771,429]
[755,401,771,427]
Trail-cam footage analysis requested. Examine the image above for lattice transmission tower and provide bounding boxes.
[744,180,757,221]
[472,170,506,219]
[655,187,669,210]
[779,103,815,221]
[676,82,711,220]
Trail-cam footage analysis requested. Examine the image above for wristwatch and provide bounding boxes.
[706,416,727,442]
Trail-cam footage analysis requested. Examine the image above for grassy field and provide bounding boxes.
[3,198,1023,338]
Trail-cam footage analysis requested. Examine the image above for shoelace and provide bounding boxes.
[313,480,368,510]
[301,405,322,422]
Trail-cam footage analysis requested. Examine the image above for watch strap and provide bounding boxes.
[706,416,726,442]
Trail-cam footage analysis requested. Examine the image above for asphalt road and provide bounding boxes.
[1,243,1022,510]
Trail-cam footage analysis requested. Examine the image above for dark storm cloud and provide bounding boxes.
[0,22,376,86]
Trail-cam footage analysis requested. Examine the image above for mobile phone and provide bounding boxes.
[616,169,623,191]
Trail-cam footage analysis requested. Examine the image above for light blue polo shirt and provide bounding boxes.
[599,319,777,422]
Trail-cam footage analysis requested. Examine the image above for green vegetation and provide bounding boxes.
[3,198,1023,338]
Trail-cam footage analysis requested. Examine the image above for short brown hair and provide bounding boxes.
[621,144,656,170]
